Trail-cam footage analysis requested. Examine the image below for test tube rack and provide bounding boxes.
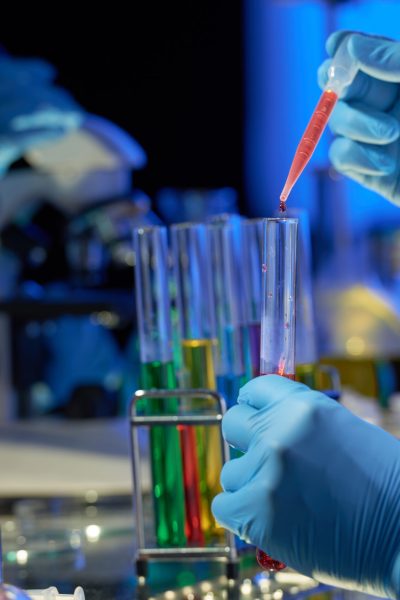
[129,388,239,583]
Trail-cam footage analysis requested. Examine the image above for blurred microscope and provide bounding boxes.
[0,114,161,420]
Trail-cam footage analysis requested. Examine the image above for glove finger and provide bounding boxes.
[326,31,394,58]
[329,101,400,145]
[212,470,280,544]
[222,403,258,452]
[317,59,331,90]
[333,167,371,188]
[329,137,396,175]
[318,66,397,110]
[326,30,355,57]
[349,33,400,82]
[220,446,266,492]
[212,489,250,538]
[238,375,308,411]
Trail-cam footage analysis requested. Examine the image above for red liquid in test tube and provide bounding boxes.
[179,426,204,545]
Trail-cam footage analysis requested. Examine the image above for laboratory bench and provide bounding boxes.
[0,396,393,600]
[0,494,334,600]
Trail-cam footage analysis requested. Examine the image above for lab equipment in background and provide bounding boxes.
[66,191,153,287]
[171,223,223,542]
[370,227,400,311]
[133,226,187,547]
[130,388,238,583]
[0,527,30,600]
[28,589,84,600]
[0,54,83,180]
[208,219,247,408]
[156,188,238,225]
[314,168,400,406]
[241,219,263,378]
[289,209,340,398]
[280,35,357,207]
[0,105,152,419]
[0,581,31,599]
[257,217,298,572]
[0,115,147,232]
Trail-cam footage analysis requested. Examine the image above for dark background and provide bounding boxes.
[0,4,244,200]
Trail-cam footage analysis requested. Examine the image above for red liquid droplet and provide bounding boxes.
[279,199,286,213]
[256,548,286,572]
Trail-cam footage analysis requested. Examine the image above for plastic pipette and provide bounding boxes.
[279,35,358,210]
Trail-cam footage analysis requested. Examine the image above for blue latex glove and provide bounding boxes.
[0,55,83,175]
[212,375,400,598]
[318,31,400,204]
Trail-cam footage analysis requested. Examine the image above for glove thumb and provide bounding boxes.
[349,34,400,82]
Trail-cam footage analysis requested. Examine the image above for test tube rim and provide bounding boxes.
[263,217,299,224]
[170,221,206,231]
[134,225,164,234]
[242,217,264,226]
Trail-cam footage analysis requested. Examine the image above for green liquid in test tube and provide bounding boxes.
[171,222,224,542]
[133,226,186,547]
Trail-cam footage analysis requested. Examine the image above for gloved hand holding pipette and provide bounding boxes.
[212,375,400,599]
[318,31,400,204]
[280,33,358,207]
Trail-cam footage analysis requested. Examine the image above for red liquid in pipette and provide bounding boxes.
[256,371,296,571]
[280,89,338,203]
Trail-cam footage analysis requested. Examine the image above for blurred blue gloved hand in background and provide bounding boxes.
[212,375,400,598]
[0,54,83,175]
[318,31,400,205]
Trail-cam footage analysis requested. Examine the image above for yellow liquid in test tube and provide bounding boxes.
[182,338,224,541]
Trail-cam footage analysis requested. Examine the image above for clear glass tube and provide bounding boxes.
[133,226,172,364]
[171,222,223,542]
[257,217,298,572]
[207,218,247,408]
[208,220,245,375]
[171,222,216,342]
[260,217,298,378]
[241,218,264,377]
[133,226,187,547]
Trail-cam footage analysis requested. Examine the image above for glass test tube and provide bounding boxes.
[292,210,319,386]
[133,226,186,547]
[241,219,264,378]
[260,218,298,379]
[171,222,223,541]
[258,217,298,571]
[208,219,247,408]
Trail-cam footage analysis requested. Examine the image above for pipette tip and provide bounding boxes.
[279,199,287,213]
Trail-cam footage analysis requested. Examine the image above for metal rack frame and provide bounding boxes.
[129,388,239,582]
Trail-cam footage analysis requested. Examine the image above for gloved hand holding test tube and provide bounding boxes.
[280,35,358,208]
